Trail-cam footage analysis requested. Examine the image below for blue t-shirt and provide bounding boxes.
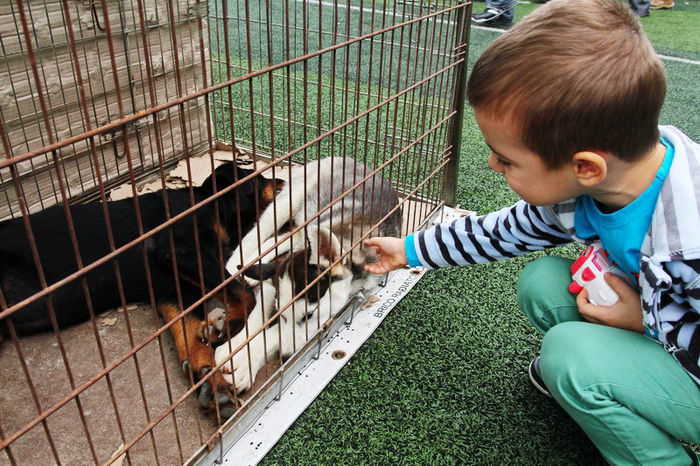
[574,138,675,284]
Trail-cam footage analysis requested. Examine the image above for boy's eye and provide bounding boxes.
[497,157,511,166]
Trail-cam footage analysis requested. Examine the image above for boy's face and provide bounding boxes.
[475,110,582,206]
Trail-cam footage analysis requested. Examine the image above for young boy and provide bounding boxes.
[365,0,700,463]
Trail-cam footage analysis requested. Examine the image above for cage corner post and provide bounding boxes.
[443,0,473,207]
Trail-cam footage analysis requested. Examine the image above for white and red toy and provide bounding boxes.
[569,241,625,306]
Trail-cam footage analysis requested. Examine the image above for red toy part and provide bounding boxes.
[570,256,586,274]
[569,281,584,294]
[571,245,595,273]
[581,267,596,282]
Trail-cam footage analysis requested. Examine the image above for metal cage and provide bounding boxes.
[0,0,471,464]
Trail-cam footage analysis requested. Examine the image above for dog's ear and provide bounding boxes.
[201,163,232,195]
[240,261,278,281]
[307,226,342,267]
[259,178,285,205]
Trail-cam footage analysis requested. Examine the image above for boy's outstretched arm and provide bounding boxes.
[364,237,407,274]
[365,201,574,274]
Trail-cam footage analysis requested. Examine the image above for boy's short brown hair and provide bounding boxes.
[467,0,666,169]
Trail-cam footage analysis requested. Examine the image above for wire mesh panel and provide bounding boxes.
[209,0,469,211]
[0,0,470,464]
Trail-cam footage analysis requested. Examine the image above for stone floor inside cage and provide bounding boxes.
[0,303,240,465]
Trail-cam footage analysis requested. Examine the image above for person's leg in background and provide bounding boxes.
[518,256,700,465]
[472,0,517,28]
[629,0,651,16]
[472,0,649,27]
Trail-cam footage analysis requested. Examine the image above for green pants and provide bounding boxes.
[517,256,700,465]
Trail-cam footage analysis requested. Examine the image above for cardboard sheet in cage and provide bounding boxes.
[108,150,257,200]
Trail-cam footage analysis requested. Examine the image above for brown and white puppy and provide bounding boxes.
[215,225,352,394]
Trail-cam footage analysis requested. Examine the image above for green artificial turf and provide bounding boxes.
[258,2,700,464]
[641,0,700,60]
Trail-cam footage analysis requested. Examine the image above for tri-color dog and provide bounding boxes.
[0,163,282,416]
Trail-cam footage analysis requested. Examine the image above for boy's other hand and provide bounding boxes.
[576,273,644,333]
[364,237,408,274]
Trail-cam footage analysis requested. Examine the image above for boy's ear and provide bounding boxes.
[571,151,607,187]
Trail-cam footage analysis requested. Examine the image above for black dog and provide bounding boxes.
[0,162,282,415]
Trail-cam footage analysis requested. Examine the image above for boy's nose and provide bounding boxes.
[488,153,503,173]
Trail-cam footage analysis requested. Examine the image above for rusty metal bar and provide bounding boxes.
[443,1,472,207]
[98,2,164,461]
[133,0,196,455]
[396,0,422,236]
[412,1,450,232]
[0,123,65,466]
[0,420,16,466]
[15,1,104,461]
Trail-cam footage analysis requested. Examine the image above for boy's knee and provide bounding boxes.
[539,322,607,397]
[517,257,576,334]
[517,256,568,306]
[540,321,587,360]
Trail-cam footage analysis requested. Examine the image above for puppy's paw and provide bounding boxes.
[196,307,228,344]
[215,336,265,395]
[196,369,241,418]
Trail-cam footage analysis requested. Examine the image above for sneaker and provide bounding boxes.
[528,356,552,397]
[472,8,513,27]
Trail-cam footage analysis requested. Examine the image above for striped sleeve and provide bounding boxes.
[659,259,700,382]
[410,200,573,269]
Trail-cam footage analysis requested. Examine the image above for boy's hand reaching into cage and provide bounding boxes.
[364,237,408,274]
